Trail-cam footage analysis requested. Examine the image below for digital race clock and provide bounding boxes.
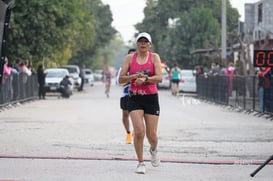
[254,50,273,67]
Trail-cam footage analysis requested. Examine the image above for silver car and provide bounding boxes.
[157,63,171,89]
[179,69,196,92]
[82,68,94,86]
[93,69,104,81]
[157,71,171,89]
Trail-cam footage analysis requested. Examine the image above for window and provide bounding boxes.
[258,3,263,23]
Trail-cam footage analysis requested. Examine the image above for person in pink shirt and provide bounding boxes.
[226,62,235,96]
[118,32,162,174]
[2,57,12,84]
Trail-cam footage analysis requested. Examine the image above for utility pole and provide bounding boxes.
[221,0,227,66]
[0,0,13,87]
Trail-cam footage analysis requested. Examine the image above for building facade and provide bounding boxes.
[244,0,273,44]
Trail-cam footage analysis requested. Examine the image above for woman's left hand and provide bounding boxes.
[134,77,146,86]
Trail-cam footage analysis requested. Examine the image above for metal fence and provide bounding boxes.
[197,75,273,117]
[1,72,273,118]
[197,75,229,105]
[0,72,38,107]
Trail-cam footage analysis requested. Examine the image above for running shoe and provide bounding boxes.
[135,162,146,174]
[126,133,133,144]
[150,147,160,167]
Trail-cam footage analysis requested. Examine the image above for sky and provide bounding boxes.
[101,0,259,43]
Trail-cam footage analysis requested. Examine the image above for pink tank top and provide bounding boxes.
[129,52,158,95]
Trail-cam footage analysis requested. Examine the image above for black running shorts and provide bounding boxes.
[120,96,129,110]
[172,79,179,84]
[128,94,160,116]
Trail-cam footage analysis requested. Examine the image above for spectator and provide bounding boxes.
[9,62,19,101]
[60,75,72,98]
[1,57,14,102]
[26,59,36,74]
[13,59,20,72]
[37,64,46,99]
[226,62,235,96]
[257,67,271,112]
[2,57,12,84]
[19,61,32,76]
[209,62,220,76]
[78,66,85,92]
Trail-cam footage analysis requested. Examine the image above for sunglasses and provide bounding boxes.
[137,40,150,43]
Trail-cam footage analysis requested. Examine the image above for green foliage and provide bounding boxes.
[7,0,116,70]
[167,7,221,68]
[68,0,116,68]
[136,0,239,68]
[8,0,81,62]
[6,0,240,70]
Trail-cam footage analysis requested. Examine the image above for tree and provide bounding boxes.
[7,0,116,69]
[8,1,88,64]
[167,7,221,68]
[69,0,117,68]
[135,0,240,67]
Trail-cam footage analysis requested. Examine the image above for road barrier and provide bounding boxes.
[197,75,273,117]
[0,72,38,107]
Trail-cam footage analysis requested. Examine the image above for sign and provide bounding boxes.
[254,50,273,67]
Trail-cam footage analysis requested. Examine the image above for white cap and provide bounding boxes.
[136,32,152,43]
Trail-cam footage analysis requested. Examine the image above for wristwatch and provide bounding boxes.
[145,76,148,82]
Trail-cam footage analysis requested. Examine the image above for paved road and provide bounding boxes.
[0,81,272,180]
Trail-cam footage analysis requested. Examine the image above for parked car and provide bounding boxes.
[93,69,104,81]
[58,65,82,89]
[179,69,197,93]
[158,71,171,89]
[44,68,73,94]
[157,63,171,89]
[82,68,94,86]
